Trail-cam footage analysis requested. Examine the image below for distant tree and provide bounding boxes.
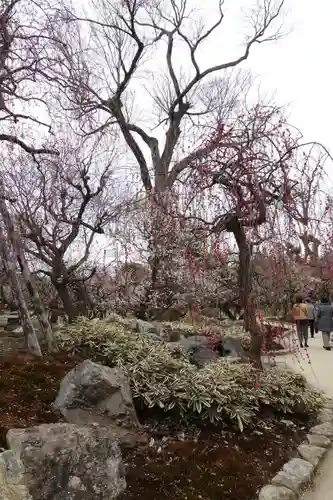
[284,145,330,264]
[0,178,57,350]
[3,136,123,321]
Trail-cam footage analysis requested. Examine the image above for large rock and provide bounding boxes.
[6,423,126,500]
[54,360,138,427]
[53,360,147,449]
[175,336,217,367]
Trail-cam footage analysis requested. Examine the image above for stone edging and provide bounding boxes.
[258,400,333,500]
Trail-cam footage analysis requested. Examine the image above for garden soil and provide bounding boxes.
[0,352,314,500]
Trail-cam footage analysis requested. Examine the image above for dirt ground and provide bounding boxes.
[0,352,83,448]
[120,415,312,500]
[0,353,314,500]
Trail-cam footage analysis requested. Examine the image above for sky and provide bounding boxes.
[157,0,333,150]
[246,0,333,150]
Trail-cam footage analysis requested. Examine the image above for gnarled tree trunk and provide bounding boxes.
[0,193,57,351]
[0,225,42,357]
[230,216,262,369]
[16,255,58,351]
[52,279,77,323]
[72,281,94,315]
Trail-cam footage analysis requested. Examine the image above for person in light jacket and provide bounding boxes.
[305,298,315,338]
[292,295,309,348]
[316,296,333,351]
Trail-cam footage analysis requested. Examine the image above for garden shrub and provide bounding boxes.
[56,317,324,429]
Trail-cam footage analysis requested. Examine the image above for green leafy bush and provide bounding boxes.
[56,317,324,429]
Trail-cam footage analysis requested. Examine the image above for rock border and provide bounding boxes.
[258,400,333,500]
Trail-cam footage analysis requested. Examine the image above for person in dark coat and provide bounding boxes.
[316,296,333,351]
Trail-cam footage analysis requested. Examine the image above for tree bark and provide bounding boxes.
[0,226,42,357]
[0,195,57,351]
[142,193,180,318]
[0,283,17,311]
[72,281,93,315]
[52,280,77,323]
[231,216,262,369]
[16,255,58,351]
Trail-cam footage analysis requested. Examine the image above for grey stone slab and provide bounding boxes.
[271,458,313,493]
[298,444,327,467]
[307,434,332,448]
[258,485,296,500]
[310,423,333,438]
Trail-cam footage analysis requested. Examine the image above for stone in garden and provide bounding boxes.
[132,319,163,336]
[175,333,246,365]
[258,485,296,500]
[310,422,333,438]
[6,423,126,500]
[176,336,217,367]
[271,458,313,493]
[307,433,331,448]
[54,359,139,426]
[221,336,244,357]
[297,444,327,466]
[53,360,147,448]
[130,319,163,342]
[160,322,196,341]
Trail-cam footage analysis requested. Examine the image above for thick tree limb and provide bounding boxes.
[0,134,58,156]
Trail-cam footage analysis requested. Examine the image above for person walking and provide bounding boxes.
[292,295,309,348]
[316,296,333,351]
[305,298,315,338]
